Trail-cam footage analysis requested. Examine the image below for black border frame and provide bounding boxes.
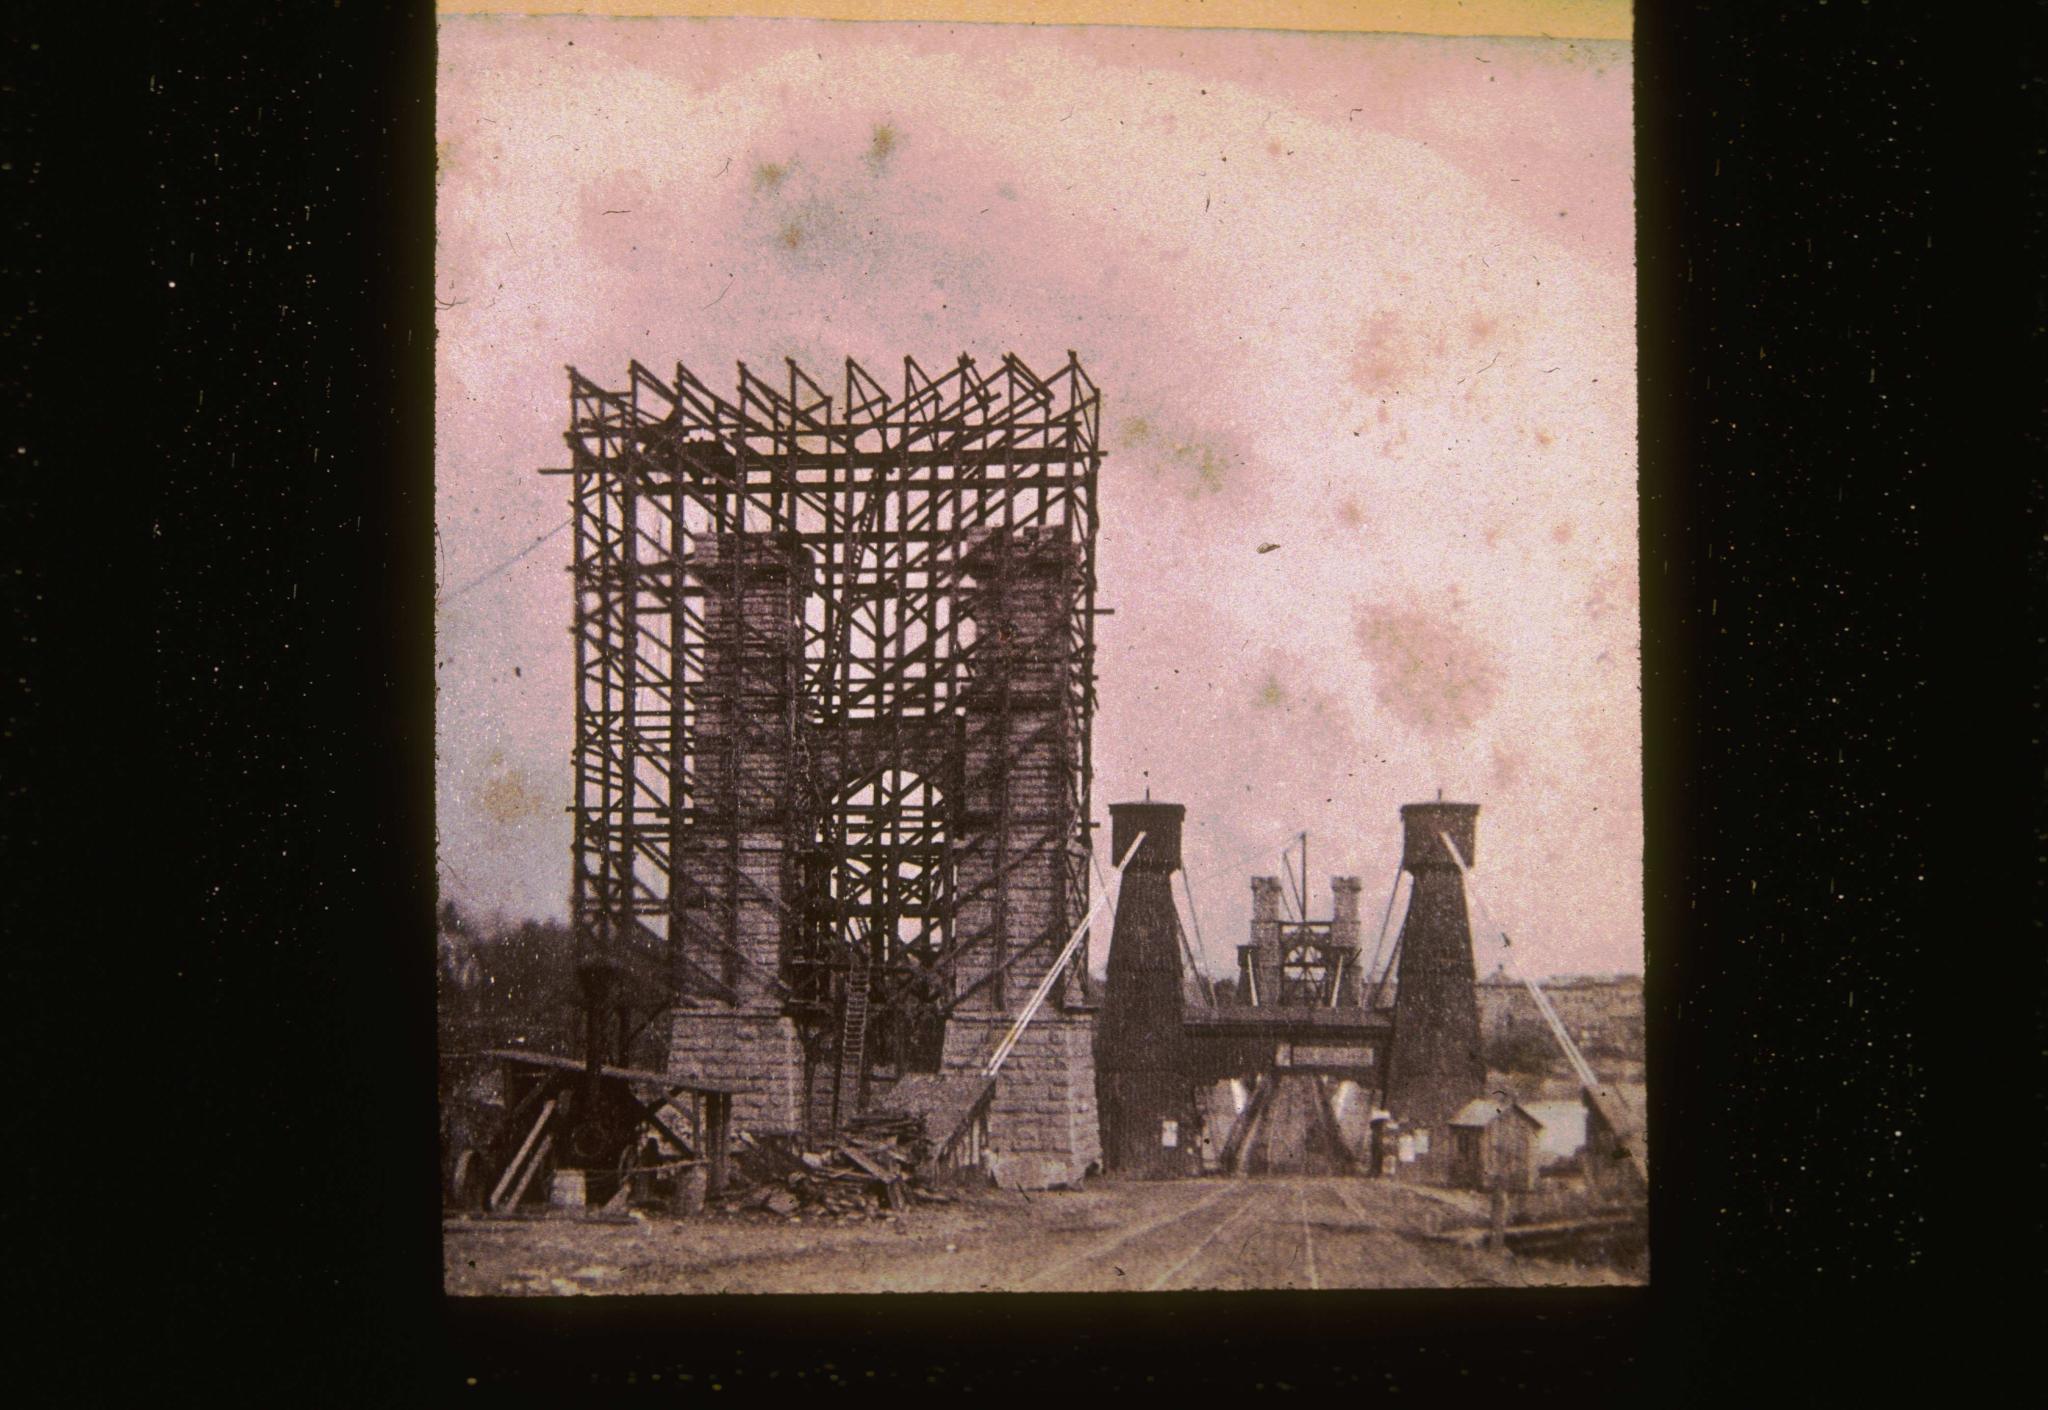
[16,0,1948,1397]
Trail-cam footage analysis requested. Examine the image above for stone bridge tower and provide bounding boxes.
[558,354,1105,1186]
[1380,801,1487,1134]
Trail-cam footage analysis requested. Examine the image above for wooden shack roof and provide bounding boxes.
[868,1072,994,1145]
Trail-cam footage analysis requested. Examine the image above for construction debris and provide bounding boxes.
[716,1128,951,1220]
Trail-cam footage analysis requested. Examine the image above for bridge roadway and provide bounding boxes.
[444,1175,1621,1295]
[908,1175,1488,1294]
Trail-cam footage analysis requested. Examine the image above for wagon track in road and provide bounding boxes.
[1144,1185,1266,1290]
[840,1173,1573,1293]
[1296,1184,1321,1290]
[1024,1178,1426,1293]
[447,1175,1635,1295]
[1147,1178,1353,1292]
[1320,1177,1480,1287]
[1016,1181,1240,1290]
[1327,1177,1373,1225]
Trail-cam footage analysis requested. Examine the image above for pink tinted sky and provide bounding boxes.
[434,17,1638,978]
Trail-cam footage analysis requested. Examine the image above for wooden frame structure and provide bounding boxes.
[548,353,1103,1122]
[448,1049,739,1214]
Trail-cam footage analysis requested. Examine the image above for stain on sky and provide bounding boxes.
[1252,669,1339,717]
[1347,310,1414,397]
[1581,562,1635,622]
[866,122,900,170]
[1166,441,1231,498]
[1352,600,1502,736]
[1119,414,1258,504]
[479,753,549,826]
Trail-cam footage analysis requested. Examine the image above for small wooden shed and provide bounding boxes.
[1447,1097,1545,1193]
[447,1049,742,1214]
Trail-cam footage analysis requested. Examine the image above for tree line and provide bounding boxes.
[436,899,583,1057]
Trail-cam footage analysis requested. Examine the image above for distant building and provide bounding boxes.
[1477,968,1644,1064]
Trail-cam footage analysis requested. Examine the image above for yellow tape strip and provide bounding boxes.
[434,1,1631,42]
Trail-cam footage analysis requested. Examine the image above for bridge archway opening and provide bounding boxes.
[815,767,951,1077]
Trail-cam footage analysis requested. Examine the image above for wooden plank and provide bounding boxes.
[481,1048,745,1096]
[704,1092,732,1199]
[840,1145,897,1184]
[627,1092,698,1156]
[502,1132,554,1212]
[490,1098,557,1212]
[1433,1212,1643,1249]
[497,1070,554,1131]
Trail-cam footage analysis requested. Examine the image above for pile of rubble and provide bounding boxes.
[718,1127,956,1220]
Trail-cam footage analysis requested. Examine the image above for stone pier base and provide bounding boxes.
[668,1008,806,1135]
[669,1005,1100,1187]
[943,1010,1101,1189]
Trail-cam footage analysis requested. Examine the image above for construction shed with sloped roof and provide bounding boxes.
[1447,1096,1545,1193]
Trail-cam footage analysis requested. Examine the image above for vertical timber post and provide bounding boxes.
[705,1091,732,1199]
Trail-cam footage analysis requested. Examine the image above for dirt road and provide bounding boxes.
[445,1176,1638,1295]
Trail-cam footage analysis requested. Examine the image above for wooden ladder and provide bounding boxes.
[832,959,873,1130]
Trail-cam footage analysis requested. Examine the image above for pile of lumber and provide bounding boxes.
[717,1130,955,1220]
[841,1109,930,1152]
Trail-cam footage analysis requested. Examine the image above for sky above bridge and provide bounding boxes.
[433,16,1639,979]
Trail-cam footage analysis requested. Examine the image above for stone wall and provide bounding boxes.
[668,1008,806,1135]
[944,1010,1100,1188]
[679,536,808,1005]
[950,529,1082,1015]
[664,525,1097,1180]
